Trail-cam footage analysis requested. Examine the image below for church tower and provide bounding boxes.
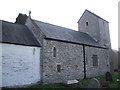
[78,10,111,48]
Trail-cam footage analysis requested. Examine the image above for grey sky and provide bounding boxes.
[0,0,118,50]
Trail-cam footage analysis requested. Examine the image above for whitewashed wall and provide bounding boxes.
[1,43,41,87]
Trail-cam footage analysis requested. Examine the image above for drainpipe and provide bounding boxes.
[83,45,86,79]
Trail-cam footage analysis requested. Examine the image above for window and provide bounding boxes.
[57,64,61,72]
[53,47,56,57]
[92,55,98,67]
[86,22,88,26]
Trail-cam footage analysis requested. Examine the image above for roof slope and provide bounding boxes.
[34,20,101,47]
[1,20,41,47]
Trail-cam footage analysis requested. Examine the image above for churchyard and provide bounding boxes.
[29,72,120,89]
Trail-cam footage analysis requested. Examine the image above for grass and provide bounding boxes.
[29,83,73,90]
[80,72,120,88]
[29,83,64,88]
[109,72,120,88]
[29,72,120,88]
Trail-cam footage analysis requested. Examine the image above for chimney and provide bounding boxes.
[15,13,27,25]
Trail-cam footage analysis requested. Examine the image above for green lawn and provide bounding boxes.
[29,72,120,88]
[29,83,64,88]
[80,72,120,88]
[109,72,120,88]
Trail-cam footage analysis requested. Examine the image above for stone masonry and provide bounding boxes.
[42,39,84,84]
[41,39,110,84]
[85,46,110,78]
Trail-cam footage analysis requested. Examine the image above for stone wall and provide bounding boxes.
[98,18,111,48]
[42,39,84,84]
[118,50,120,69]
[110,49,119,71]
[85,46,110,78]
[1,43,41,87]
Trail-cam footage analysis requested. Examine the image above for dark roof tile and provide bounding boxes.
[1,20,41,47]
[34,20,101,47]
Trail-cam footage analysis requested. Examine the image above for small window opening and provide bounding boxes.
[86,22,88,26]
[57,64,61,72]
[92,55,98,67]
[53,47,56,57]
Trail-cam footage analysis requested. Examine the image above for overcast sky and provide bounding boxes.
[0,0,118,50]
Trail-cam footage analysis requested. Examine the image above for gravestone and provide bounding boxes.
[105,72,113,82]
[87,78,101,88]
[62,80,82,88]
[66,80,79,84]
[117,79,120,82]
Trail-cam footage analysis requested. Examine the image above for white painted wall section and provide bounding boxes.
[1,43,41,87]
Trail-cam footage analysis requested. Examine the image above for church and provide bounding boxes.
[0,10,111,87]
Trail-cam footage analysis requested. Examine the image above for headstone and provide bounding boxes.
[105,72,113,82]
[87,78,101,88]
[117,79,120,82]
[62,80,82,88]
[66,80,79,84]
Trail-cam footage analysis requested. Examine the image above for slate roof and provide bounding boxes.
[1,20,41,47]
[34,20,102,47]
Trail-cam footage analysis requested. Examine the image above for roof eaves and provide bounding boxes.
[44,37,107,49]
[1,41,41,47]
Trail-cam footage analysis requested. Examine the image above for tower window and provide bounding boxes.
[53,47,56,57]
[57,64,61,72]
[86,22,88,26]
[92,55,98,67]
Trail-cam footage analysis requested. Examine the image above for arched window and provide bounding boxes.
[53,47,56,57]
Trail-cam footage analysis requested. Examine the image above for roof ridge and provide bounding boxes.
[2,20,26,26]
[85,9,109,23]
[34,19,78,32]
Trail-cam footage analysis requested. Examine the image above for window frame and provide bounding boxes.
[56,64,61,73]
[92,55,98,67]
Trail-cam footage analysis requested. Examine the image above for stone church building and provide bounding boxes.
[0,10,111,87]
